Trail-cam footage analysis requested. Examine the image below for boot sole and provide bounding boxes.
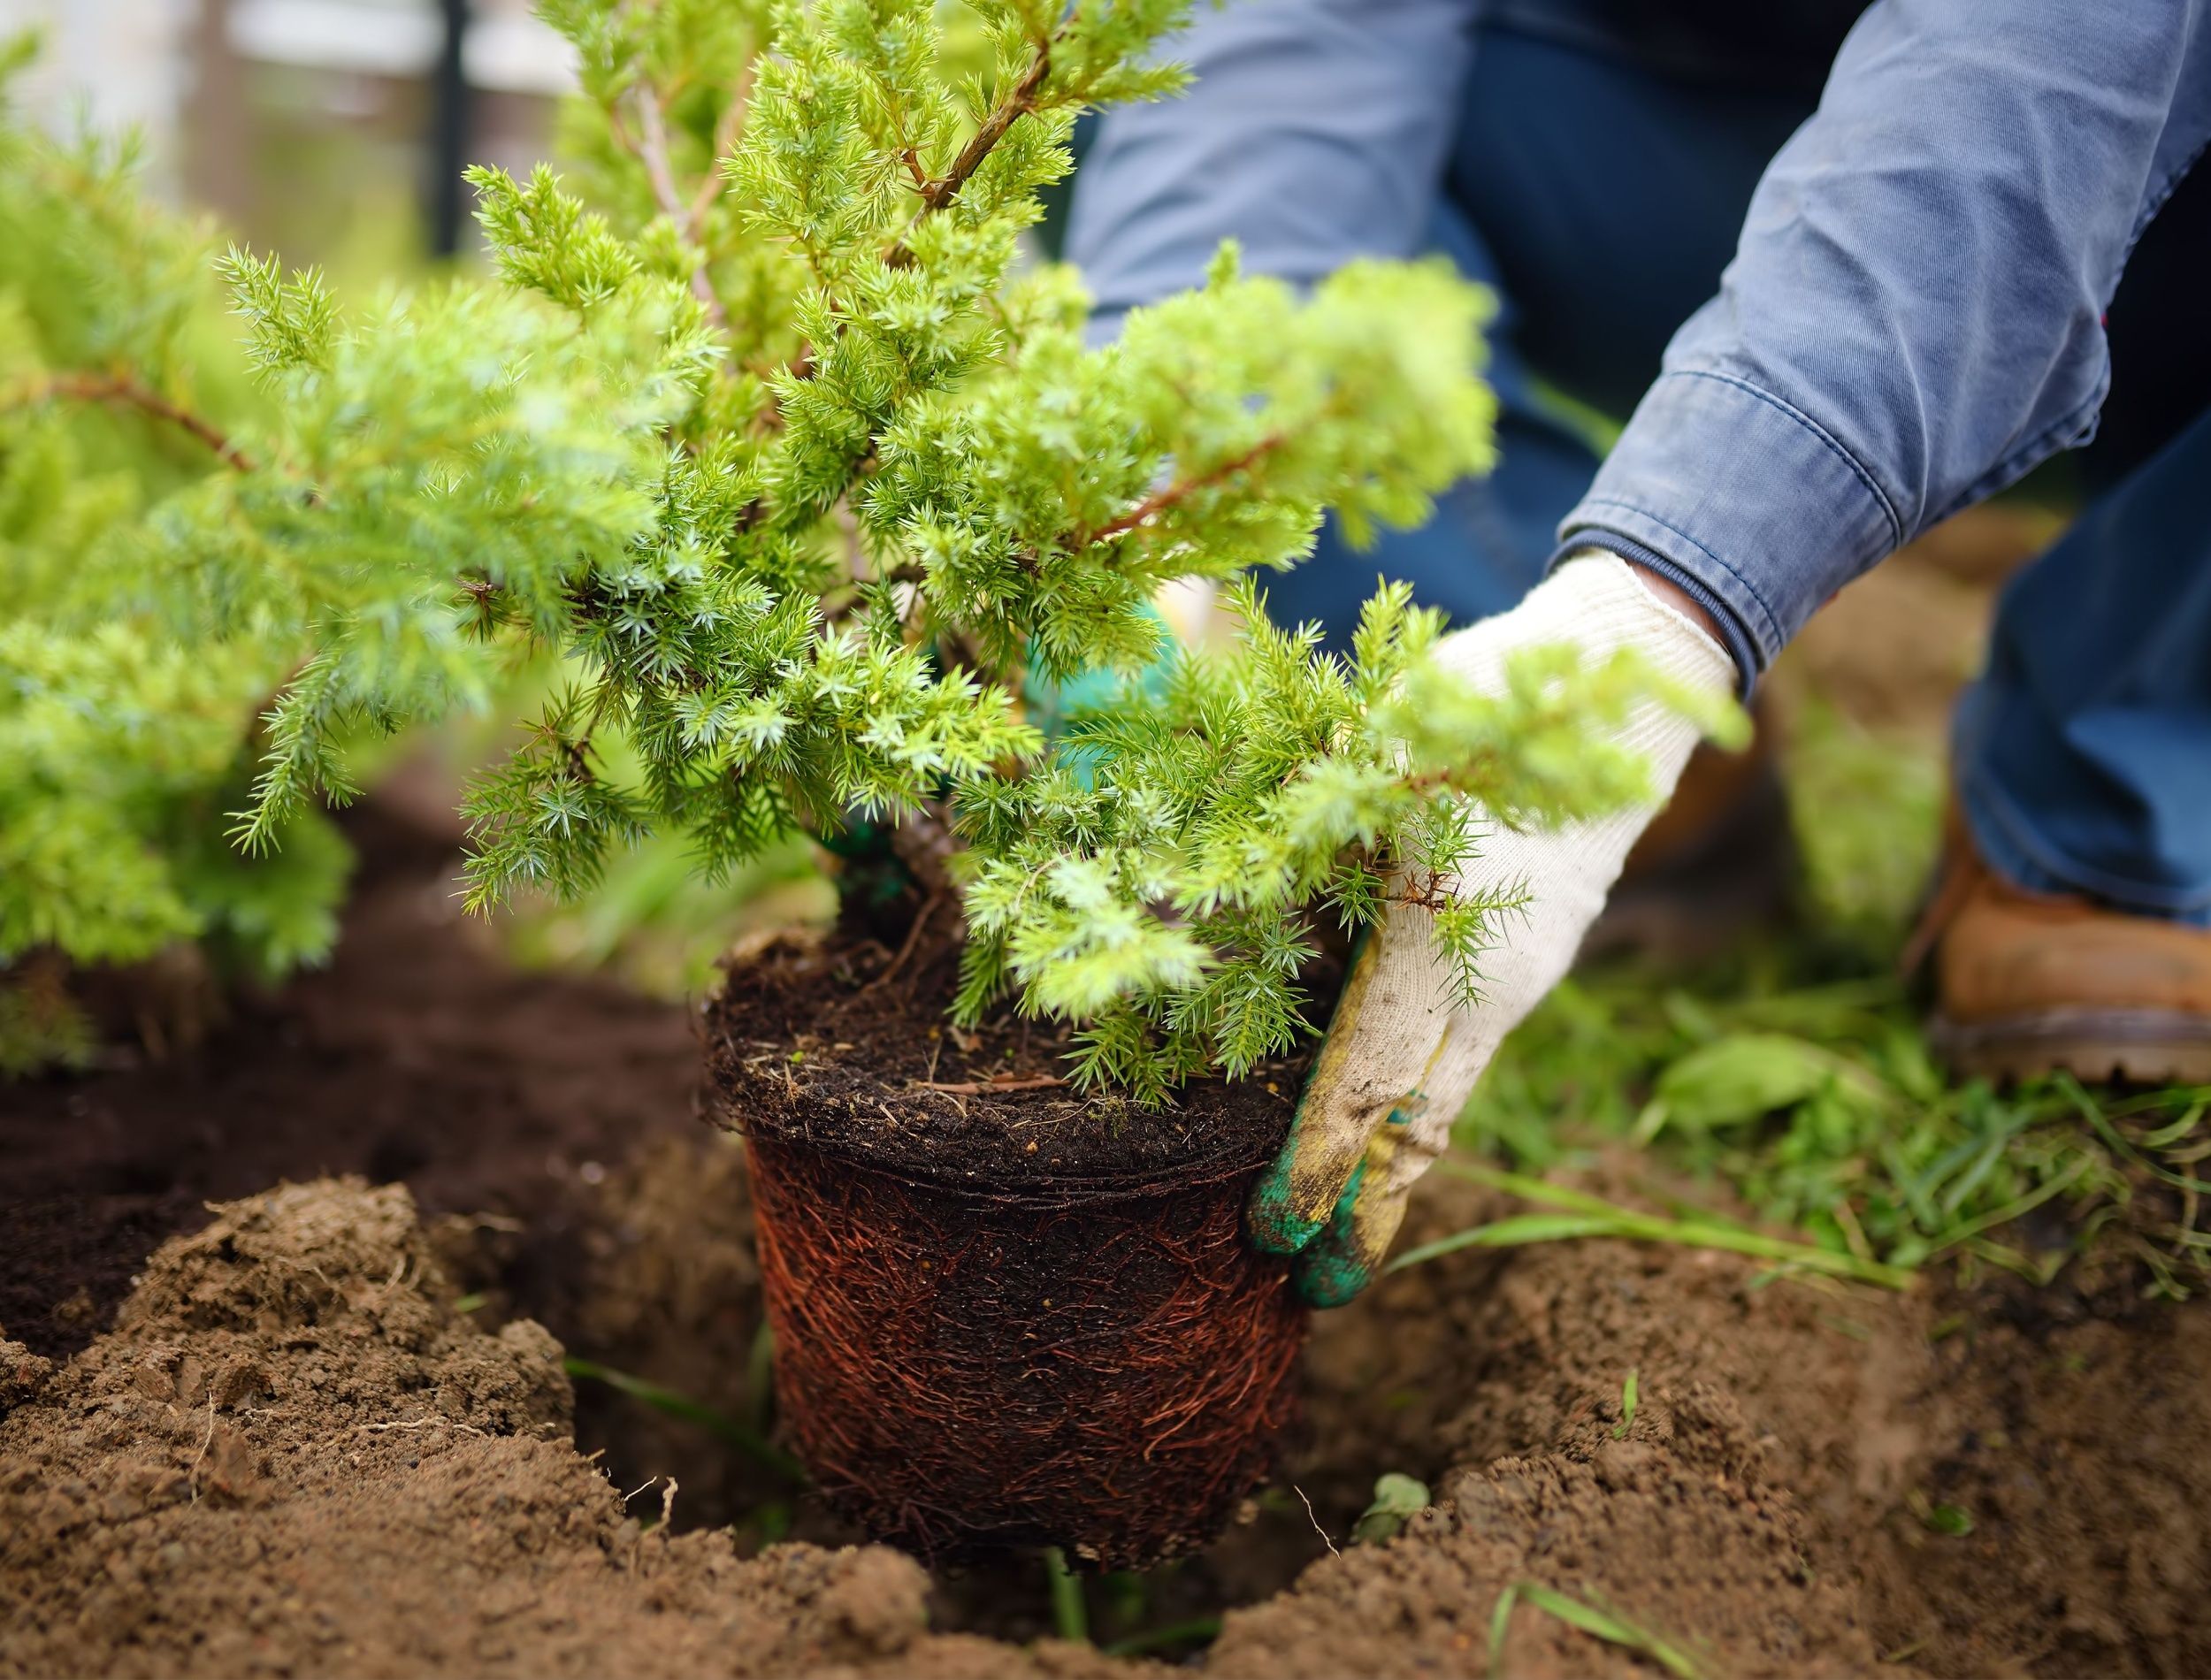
[1930,1007,2211,1085]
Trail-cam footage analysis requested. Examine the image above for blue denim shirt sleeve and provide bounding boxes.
[1069,0,2211,691]
[1066,0,1480,336]
[1557,0,2211,686]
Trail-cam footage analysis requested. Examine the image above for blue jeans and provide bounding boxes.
[1256,28,2211,928]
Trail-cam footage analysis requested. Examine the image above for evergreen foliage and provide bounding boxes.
[6,3,1733,1095]
[0,54,351,1065]
[956,582,1715,1099]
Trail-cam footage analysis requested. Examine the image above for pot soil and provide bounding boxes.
[706,932,1312,1569]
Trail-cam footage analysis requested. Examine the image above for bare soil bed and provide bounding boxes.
[5,800,2209,1676]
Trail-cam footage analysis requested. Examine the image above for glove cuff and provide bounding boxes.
[1528,547,1736,696]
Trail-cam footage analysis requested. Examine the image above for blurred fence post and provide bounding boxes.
[428,0,471,256]
[187,0,249,224]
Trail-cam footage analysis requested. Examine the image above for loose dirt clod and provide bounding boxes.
[0,1179,1130,1680]
[0,800,706,1364]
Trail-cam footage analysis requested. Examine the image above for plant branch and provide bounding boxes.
[884,42,1052,269]
[624,91,729,331]
[685,70,754,232]
[13,371,256,471]
[743,36,1056,523]
[889,800,961,898]
[1076,433,1285,550]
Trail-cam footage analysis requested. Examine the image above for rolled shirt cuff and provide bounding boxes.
[1549,366,1904,690]
[1550,533,1763,699]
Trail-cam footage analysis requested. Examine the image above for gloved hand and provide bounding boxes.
[1248,551,1739,1305]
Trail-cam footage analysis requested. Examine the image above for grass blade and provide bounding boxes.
[1388,1213,1618,1271]
[1406,1159,1916,1289]
[1515,1584,1705,1680]
[1612,1368,1639,1439]
[2059,1077,2211,1195]
[562,1355,806,1481]
[1043,1546,1089,1644]
[2138,1098,2208,1148]
[1434,1158,1637,1218]
[1102,1615,1222,1658]
[1488,1583,1521,1675]
[1923,1152,2093,1257]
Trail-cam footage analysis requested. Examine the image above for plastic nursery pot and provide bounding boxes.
[706,934,1311,1569]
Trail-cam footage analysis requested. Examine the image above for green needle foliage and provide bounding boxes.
[0,47,350,1067]
[956,581,1703,1099]
[7,2,1716,1095]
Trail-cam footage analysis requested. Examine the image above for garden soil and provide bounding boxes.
[0,1178,1125,1680]
[0,798,706,1362]
[6,795,2211,1676]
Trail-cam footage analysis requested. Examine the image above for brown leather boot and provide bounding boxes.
[1914,815,2211,1083]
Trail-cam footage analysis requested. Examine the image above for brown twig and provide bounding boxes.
[626,91,730,331]
[15,371,256,471]
[186,1400,218,1503]
[1077,433,1286,550]
[1387,868,1453,913]
[921,1074,1067,1095]
[884,42,1052,269]
[861,890,945,995]
[686,69,754,232]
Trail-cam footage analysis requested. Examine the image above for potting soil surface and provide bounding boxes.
[5,800,2211,1676]
[706,913,1317,1182]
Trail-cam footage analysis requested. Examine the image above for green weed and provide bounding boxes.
[1042,1546,1089,1644]
[1459,954,2211,1294]
[1392,1159,1916,1290]
[1488,1582,1705,1680]
[1908,1491,1974,1536]
[1612,1369,1639,1439]
[1102,1616,1223,1658]
[561,1356,803,1482]
[1350,1472,1431,1545]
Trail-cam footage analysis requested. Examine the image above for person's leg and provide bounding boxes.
[1954,404,2211,927]
[1932,419,2211,1081]
[1265,28,1817,646]
[1932,157,2211,1081]
[1955,142,2211,930]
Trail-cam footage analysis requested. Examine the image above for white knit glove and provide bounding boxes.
[1247,551,1738,1305]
